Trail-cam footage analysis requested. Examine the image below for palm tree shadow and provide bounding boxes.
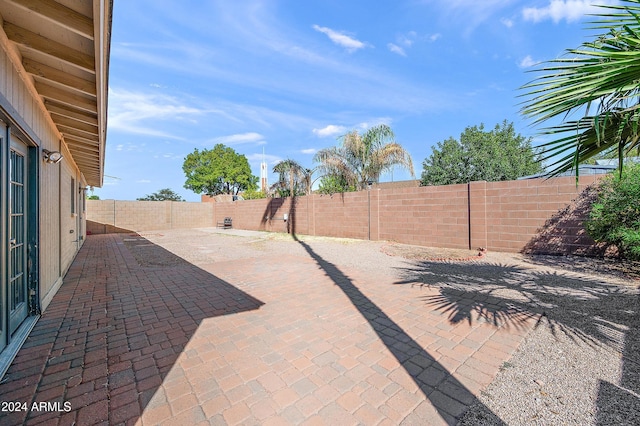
[398,261,635,350]
[281,195,505,424]
[397,259,640,422]
[595,293,640,425]
[423,287,537,333]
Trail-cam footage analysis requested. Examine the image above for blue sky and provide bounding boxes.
[94,0,616,201]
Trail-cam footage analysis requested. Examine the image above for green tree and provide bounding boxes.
[183,144,258,196]
[314,124,414,191]
[86,194,100,200]
[521,0,640,178]
[137,188,184,201]
[586,163,640,260]
[421,121,543,185]
[241,188,267,199]
[316,174,355,195]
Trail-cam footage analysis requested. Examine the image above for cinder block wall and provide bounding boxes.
[89,175,601,253]
[482,176,598,252]
[87,201,211,233]
[377,184,470,249]
[170,202,215,229]
[313,191,369,240]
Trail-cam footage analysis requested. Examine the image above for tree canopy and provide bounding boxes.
[520,0,640,177]
[183,144,257,196]
[421,121,543,186]
[314,124,414,191]
[316,174,355,195]
[137,188,184,201]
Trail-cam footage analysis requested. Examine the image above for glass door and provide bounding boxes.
[8,139,27,335]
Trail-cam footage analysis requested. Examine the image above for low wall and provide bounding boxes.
[88,175,601,253]
[86,200,215,234]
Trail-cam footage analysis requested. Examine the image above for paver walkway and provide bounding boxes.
[0,231,535,425]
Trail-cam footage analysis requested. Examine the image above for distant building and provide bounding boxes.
[594,157,640,167]
[260,150,268,192]
[519,157,640,180]
[518,164,616,180]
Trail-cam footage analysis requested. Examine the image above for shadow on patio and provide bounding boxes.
[278,196,507,425]
[0,233,264,425]
[396,259,640,423]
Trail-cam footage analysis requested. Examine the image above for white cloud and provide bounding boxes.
[429,33,442,42]
[312,25,367,52]
[211,132,265,145]
[519,55,540,68]
[501,18,514,28]
[313,125,347,138]
[522,0,618,24]
[388,32,426,56]
[301,148,317,154]
[396,32,416,48]
[246,153,282,167]
[421,0,517,34]
[387,43,406,56]
[356,118,392,131]
[136,179,151,183]
[109,88,209,139]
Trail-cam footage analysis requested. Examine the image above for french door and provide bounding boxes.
[0,127,31,354]
[8,138,28,335]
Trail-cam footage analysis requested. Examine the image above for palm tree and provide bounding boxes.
[521,0,640,178]
[271,159,314,197]
[314,124,414,190]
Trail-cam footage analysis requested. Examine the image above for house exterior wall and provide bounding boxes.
[59,161,80,277]
[0,41,86,312]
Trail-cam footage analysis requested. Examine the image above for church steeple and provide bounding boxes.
[260,147,268,192]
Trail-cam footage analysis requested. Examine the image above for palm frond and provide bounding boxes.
[314,124,415,189]
[535,108,640,177]
[521,0,640,177]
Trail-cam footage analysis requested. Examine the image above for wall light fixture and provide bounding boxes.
[42,149,63,164]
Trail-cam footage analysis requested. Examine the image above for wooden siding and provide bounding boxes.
[1,40,84,310]
[59,161,76,275]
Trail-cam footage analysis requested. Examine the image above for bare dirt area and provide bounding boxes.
[380,241,640,284]
[381,242,485,261]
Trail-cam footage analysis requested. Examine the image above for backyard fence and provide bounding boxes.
[87,175,601,254]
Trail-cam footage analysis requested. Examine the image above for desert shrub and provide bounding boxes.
[586,164,640,260]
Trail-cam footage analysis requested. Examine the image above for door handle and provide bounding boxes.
[9,238,16,247]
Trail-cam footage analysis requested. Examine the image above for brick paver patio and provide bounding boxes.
[0,231,534,425]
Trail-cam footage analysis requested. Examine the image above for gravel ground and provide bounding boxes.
[456,253,639,426]
[129,228,639,425]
